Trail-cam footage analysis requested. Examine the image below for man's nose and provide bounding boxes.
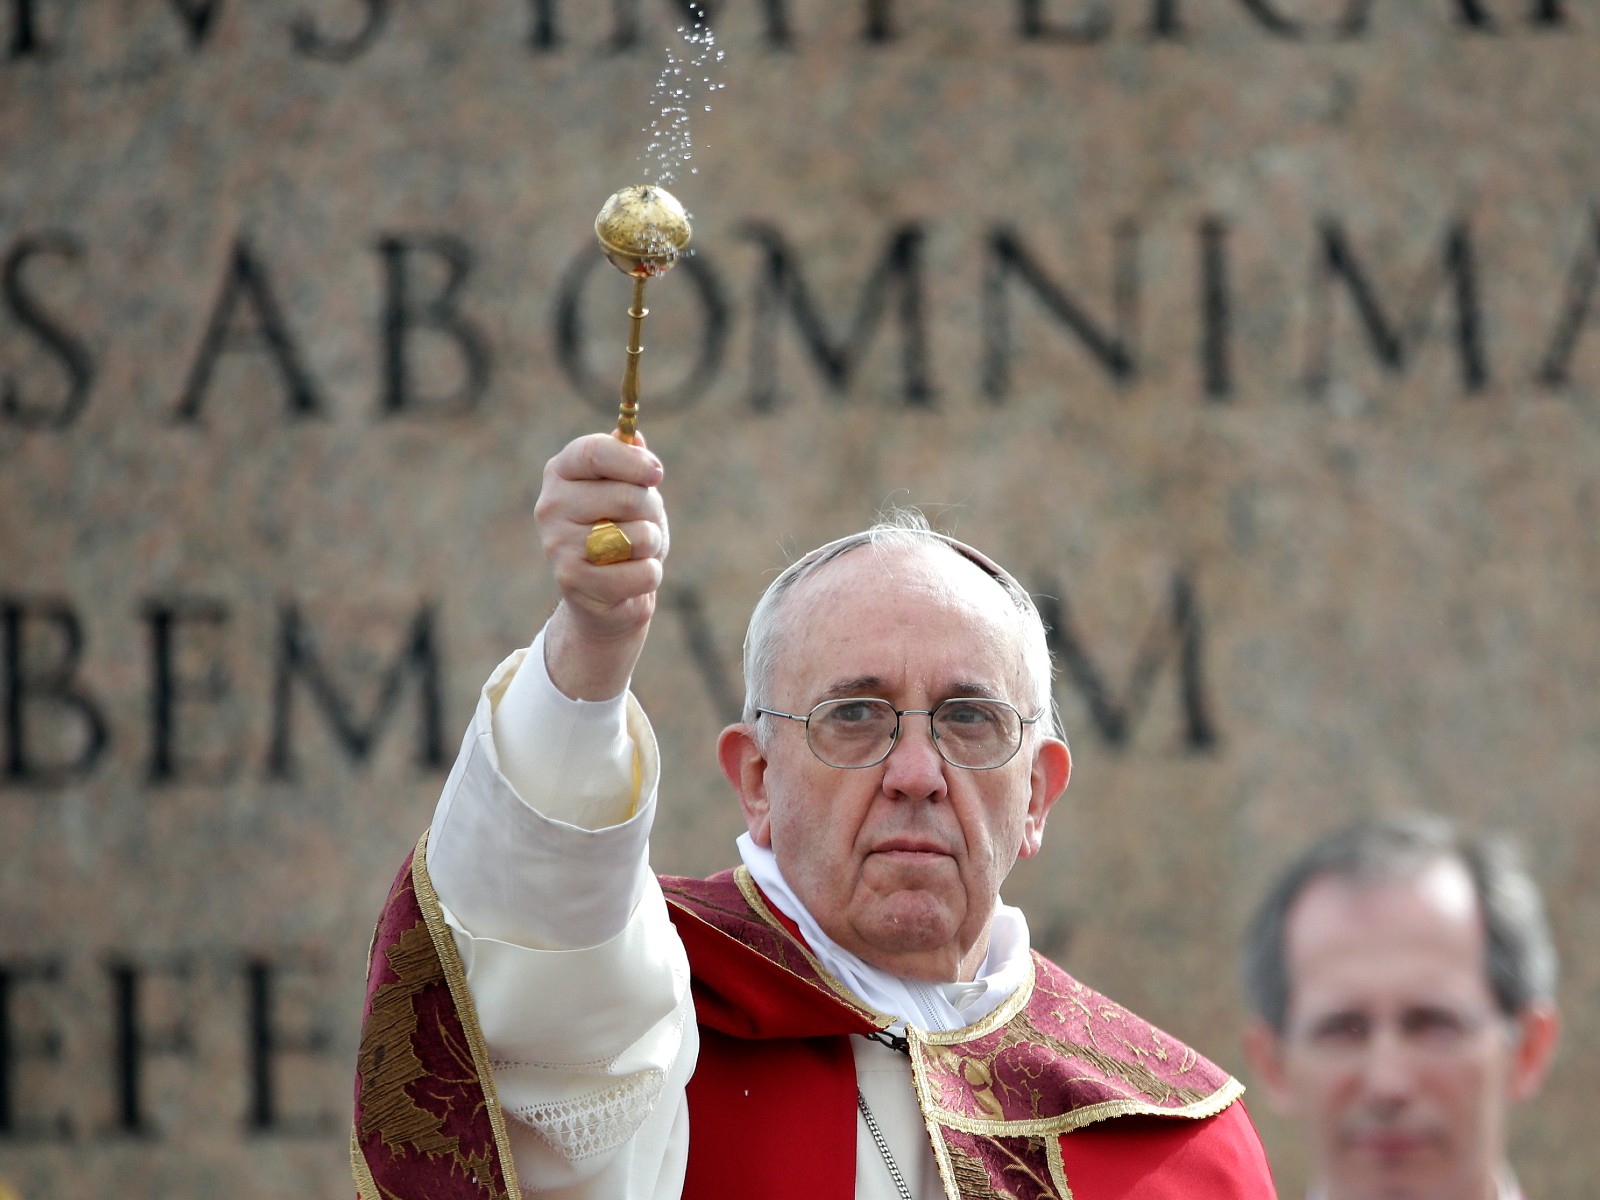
[1356,1029,1424,1102]
[881,713,949,800]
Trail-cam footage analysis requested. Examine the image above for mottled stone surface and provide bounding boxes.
[2,3,1597,1197]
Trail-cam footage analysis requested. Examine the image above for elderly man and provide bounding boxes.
[352,434,1276,1199]
[1240,813,1561,1200]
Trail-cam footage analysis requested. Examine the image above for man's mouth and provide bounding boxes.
[1344,1128,1438,1162]
[871,839,949,859]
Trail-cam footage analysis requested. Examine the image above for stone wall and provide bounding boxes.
[2,3,1597,1196]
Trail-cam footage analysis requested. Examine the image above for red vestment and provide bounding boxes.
[352,840,1277,1199]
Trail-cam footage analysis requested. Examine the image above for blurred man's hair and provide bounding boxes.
[1241,811,1558,1033]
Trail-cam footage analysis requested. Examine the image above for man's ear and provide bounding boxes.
[1242,1020,1298,1116]
[1018,737,1071,858]
[1507,1002,1561,1103]
[717,724,773,847]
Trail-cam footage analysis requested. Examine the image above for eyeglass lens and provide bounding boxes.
[807,698,1022,769]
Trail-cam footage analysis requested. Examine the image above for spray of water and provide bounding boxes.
[638,4,726,190]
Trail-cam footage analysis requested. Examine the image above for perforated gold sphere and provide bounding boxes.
[595,184,692,277]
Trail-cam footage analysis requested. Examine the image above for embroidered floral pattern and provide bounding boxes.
[352,845,517,1200]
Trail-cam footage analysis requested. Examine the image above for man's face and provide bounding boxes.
[1247,861,1556,1200]
[717,544,1070,983]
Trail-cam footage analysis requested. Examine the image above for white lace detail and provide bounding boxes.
[491,1054,617,1074]
[509,1070,667,1161]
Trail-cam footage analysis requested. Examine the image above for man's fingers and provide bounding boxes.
[534,433,670,644]
[562,481,666,527]
[553,431,664,487]
[552,548,665,619]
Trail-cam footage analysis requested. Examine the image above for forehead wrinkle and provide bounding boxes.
[812,676,1010,704]
[774,545,1029,696]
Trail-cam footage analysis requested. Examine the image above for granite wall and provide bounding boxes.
[2,2,1597,1196]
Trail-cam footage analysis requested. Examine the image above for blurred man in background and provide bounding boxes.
[1240,813,1561,1200]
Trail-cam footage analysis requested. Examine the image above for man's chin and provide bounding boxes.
[1331,1140,1455,1200]
[850,891,969,975]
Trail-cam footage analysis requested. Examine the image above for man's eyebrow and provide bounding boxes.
[949,680,1006,701]
[817,677,887,700]
[814,678,1009,702]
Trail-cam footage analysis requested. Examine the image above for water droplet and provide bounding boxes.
[636,12,726,189]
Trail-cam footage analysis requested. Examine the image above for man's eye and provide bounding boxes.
[1402,1009,1470,1043]
[827,701,881,725]
[1309,1015,1368,1045]
[940,701,1000,727]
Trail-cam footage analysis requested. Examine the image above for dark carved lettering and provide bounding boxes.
[555,249,728,416]
[1327,0,1520,37]
[267,604,446,779]
[1305,217,1488,395]
[980,222,1138,402]
[607,0,713,51]
[864,0,893,40]
[1450,0,1497,28]
[291,0,388,61]
[2,598,108,785]
[526,0,559,48]
[174,236,323,423]
[1200,215,1232,400]
[2,233,93,429]
[1018,0,1112,42]
[741,222,932,411]
[662,586,741,724]
[1536,206,1600,388]
[143,597,238,786]
[1148,0,1338,39]
[1386,0,1562,31]
[375,234,491,417]
[0,959,72,1141]
[244,957,334,1135]
[1035,570,1219,752]
[107,958,195,1137]
[4,0,42,61]
[540,0,791,50]
[167,0,223,47]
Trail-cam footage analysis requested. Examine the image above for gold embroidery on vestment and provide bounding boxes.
[356,917,460,1157]
[347,833,524,1199]
[412,832,523,1198]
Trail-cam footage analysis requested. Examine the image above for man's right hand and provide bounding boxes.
[534,432,669,701]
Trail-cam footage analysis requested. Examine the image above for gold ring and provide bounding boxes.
[585,520,633,565]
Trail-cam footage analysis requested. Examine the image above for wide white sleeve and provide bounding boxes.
[426,633,697,1198]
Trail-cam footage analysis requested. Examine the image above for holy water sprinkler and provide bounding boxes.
[594,184,692,445]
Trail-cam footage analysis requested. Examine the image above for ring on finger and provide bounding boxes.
[585,520,634,565]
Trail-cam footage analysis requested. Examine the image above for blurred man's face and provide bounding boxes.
[1246,860,1556,1200]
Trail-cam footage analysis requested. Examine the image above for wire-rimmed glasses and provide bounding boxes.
[755,696,1042,770]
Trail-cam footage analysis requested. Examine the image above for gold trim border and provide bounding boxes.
[926,1074,1245,1138]
[732,865,897,1026]
[916,953,1038,1046]
[411,830,524,1199]
[1046,1135,1076,1200]
[351,1126,384,1199]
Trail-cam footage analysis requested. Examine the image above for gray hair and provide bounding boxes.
[740,510,1063,744]
[1241,811,1558,1033]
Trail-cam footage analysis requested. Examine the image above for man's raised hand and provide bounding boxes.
[534,432,669,700]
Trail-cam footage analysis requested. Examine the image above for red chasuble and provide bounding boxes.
[352,838,1277,1200]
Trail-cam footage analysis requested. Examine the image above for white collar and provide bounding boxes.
[736,832,1032,1033]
